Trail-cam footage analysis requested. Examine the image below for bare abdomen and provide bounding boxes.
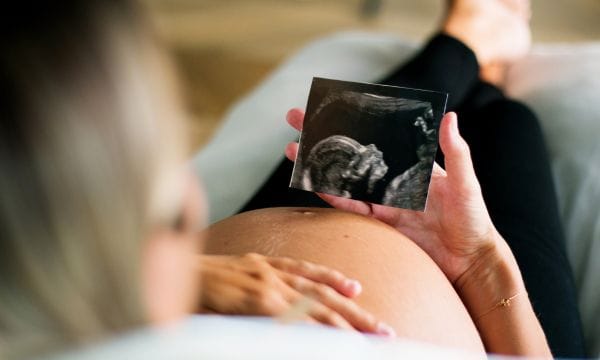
[205,207,484,353]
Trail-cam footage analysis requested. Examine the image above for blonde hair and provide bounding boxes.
[0,1,187,358]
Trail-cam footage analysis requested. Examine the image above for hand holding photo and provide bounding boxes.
[289,77,448,211]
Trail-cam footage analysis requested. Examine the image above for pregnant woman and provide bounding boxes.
[207,0,585,358]
[208,113,545,356]
[0,0,584,358]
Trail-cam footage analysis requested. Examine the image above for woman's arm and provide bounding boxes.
[197,253,395,337]
[285,109,551,357]
[456,234,551,357]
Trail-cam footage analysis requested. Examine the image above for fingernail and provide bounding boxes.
[377,322,396,338]
[345,279,362,295]
[450,113,459,135]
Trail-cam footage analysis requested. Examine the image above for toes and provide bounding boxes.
[480,62,509,88]
[521,0,532,21]
[501,0,531,20]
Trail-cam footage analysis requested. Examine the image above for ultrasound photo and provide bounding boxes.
[289,77,448,211]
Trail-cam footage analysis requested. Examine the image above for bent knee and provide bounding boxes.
[485,99,543,135]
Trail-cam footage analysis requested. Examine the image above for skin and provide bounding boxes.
[141,111,551,357]
[443,0,532,86]
[141,0,551,356]
[142,172,206,326]
[197,253,394,335]
[142,172,394,336]
[443,0,531,65]
[284,110,551,357]
[205,207,486,353]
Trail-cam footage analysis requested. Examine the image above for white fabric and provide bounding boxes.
[52,315,510,360]
[192,31,600,355]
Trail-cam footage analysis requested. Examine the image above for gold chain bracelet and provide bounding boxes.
[476,291,527,320]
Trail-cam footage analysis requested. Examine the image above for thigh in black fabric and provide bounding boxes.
[381,34,480,110]
[243,34,483,211]
[457,99,586,357]
[460,101,560,231]
[240,158,330,212]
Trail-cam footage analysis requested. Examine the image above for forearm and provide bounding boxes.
[456,234,552,358]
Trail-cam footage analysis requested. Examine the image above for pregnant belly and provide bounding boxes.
[205,207,484,353]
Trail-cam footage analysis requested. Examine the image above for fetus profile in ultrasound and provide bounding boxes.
[302,135,388,199]
[290,77,447,211]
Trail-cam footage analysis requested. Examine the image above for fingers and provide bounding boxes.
[285,142,298,162]
[277,281,359,332]
[266,256,395,335]
[286,108,305,131]
[284,274,395,337]
[303,298,354,331]
[431,162,447,177]
[198,307,218,314]
[266,256,362,297]
[201,253,394,336]
[317,193,373,217]
[284,107,303,161]
[284,106,377,218]
[438,112,479,189]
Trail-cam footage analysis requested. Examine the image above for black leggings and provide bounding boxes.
[241,34,586,358]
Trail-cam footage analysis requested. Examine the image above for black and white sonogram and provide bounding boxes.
[289,77,448,211]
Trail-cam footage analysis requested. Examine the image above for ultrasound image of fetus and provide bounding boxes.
[303,135,388,198]
[290,78,447,210]
[383,107,438,210]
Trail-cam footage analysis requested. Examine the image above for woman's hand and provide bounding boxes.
[285,108,501,285]
[198,253,395,336]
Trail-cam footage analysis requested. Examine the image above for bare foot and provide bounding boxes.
[443,0,531,66]
[480,62,508,87]
[502,0,532,20]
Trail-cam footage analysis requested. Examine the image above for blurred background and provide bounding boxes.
[142,0,600,150]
